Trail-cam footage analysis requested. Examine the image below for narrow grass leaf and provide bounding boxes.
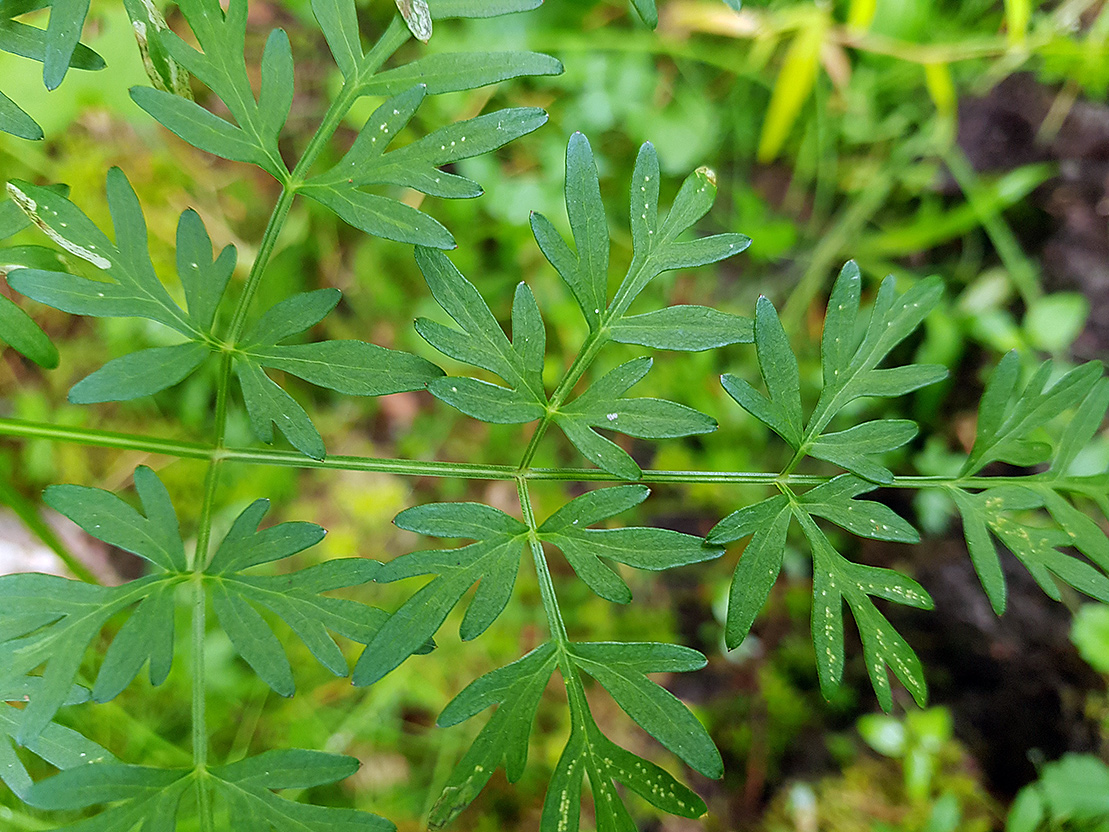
[757,14,826,162]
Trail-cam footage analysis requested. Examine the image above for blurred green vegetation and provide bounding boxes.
[1,0,1108,828]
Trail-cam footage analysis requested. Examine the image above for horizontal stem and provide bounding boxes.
[0,418,1062,490]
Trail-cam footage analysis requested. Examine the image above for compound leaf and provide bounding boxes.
[141,0,289,178]
[538,486,721,603]
[556,357,716,480]
[709,496,791,647]
[0,573,169,742]
[205,499,382,694]
[311,0,361,80]
[808,419,918,485]
[300,183,455,248]
[798,475,919,543]
[212,750,394,831]
[25,762,191,829]
[963,354,1104,475]
[569,642,721,778]
[91,581,176,703]
[44,465,187,573]
[416,247,547,422]
[796,510,931,710]
[0,688,113,801]
[175,208,235,333]
[247,341,442,397]
[353,503,527,686]
[541,710,707,832]
[429,643,557,828]
[0,89,42,140]
[426,0,543,16]
[234,359,325,460]
[6,172,198,337]
[951,486,1109,614]
[808,266,945,437]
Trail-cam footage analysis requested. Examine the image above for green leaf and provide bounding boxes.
[5,171,198,336]
[211,750,394,831]
[965,354,1105,475]
[630,0,658,27]
[0,698,113,801]
[130,87,274,170]
[311,0,361,79]
[0,572,169,741]
[122,0,192,99]
[248,341,443,398]
[716,497,790,647]
[611,305,753,351]
[538,486,721,603]
[540,713,707,832]
[146,0,289,178]
[796,511,931,710]
[0,16,103,70]
[569,642,721,778]
[427,0,543,17]
[44,465,187,572]
[416,247,547,422]
[808,269,945,438]
[316,102,548,199]
[353,503,528,686]
[0,88,43,140]
[25,762,191,828]
[808,419,918,485]
[234,358,326,460]
[556,357,716,479]
[533,132,609,330]
[430,643,557,828]
[722,295,802,447]
[798,475,919,542]
[358,51,562,97]
[0,292,58,367]
[42,0,90,89]
[204,499,383,693]
[91,582,176,703]
[951,486,1109,612]
[68,341,209,404]
[1050,377,1109,478]
[242,288,340,347]
[300,183,455,248]
[175,208,235,333]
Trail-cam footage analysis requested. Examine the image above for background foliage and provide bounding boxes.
[1,0,1109,829]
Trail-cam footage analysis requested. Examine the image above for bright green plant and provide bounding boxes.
[0,0,1108,830]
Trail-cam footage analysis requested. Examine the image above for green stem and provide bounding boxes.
[516,477,568,644]
[191,576,212,831]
